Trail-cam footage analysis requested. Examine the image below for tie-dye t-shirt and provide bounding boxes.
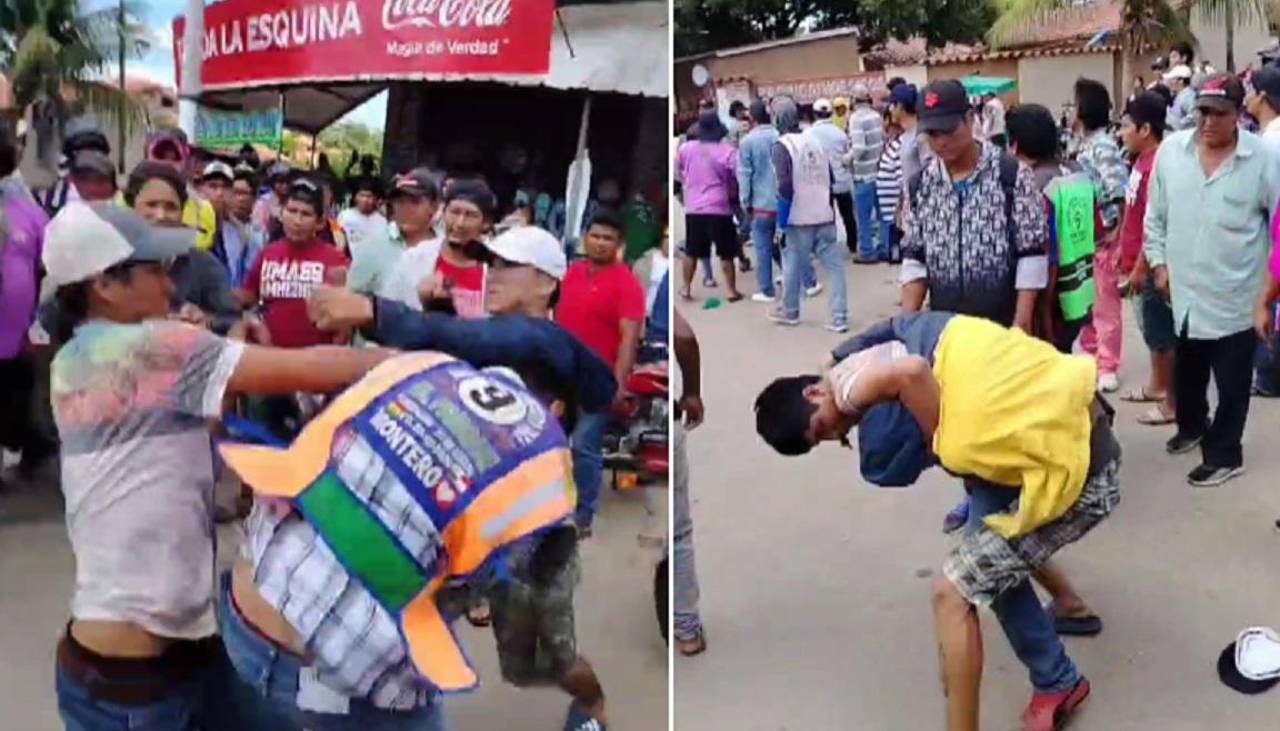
[51,320,244,639]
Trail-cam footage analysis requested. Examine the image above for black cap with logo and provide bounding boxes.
[917,79,971,133]
[1195,72,1246,112]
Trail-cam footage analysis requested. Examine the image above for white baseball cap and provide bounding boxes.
[201,160,234,182]
[41,201,195,299]
[813,98,833,113]
[482,225,567,280]
[1164,64,1193,81]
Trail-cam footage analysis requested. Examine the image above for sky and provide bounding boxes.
[87,0,387,129]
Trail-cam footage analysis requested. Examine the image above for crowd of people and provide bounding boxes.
[0,112,670,731]
[673,40,1280,731]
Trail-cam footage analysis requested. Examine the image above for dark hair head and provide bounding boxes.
[232,168,258,189]
[1174,42,1195,64]
[286,178,324,217]
[1149,82,1174,107]
[754,375,821,456]
[511,361,578,434]
[1125,91,1169,140]
[887,76,907,90]
[588,207,625,237]
[749,99,770,125]
[350,176,383,199]
[0,124,17,178]
[1073,78,1113,131]
[1006,103,1060,162]
[52,263,138,342]
[444,178,496,221]
[729,100,747,117]
[124,161,188,207]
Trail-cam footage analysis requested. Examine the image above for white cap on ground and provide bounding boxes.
[1164,64,1193,81]
[483,225,567,280]
[813,98,833,113]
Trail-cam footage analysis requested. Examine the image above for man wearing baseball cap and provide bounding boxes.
[348,169,440,297]
[66,148,119,203]
[1163,64,1196,130]
[1146,71,1280,487]
[38,117,111,217]
[41,201,394,730]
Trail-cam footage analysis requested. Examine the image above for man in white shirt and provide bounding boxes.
[338,177,389,260]
[1246,64,1280,149]
[1164,64,1196,130]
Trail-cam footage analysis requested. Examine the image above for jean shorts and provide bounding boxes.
[1138,277,1177,353]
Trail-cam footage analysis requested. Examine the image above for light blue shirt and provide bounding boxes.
[1144,128,1280,339]
[737,124,780,213]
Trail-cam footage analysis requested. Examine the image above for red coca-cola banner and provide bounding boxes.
[174,0,555,91]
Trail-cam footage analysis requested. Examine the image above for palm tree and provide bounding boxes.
[1194,0,1267,71]
[0,0,152,158]
[988,0,1192,103]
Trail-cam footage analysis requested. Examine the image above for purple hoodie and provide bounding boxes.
[0,181,50,358]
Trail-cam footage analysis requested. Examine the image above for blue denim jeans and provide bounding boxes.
[57,669,204,731]
[853,181,883,258]
[966,482,1080,693]
[781,223,847,324]
[217,575,449,731]
[571,409,608,527]
[778,231,816,290]
[1253,316,1279,395]
[672,424,701,641]
[750,214,778,297]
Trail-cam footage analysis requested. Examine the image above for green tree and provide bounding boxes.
[1194,0,1267,71]
[990,0,1191,100]
[856,0,995,47]
[675,0,864,57]
[0,1,151,134]
[316,121,385,174]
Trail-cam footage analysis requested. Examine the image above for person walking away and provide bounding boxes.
[1244,64,1280,397]
[556,209,646,535]
[877,85,916,264]
[738,100,783,302]
[1164,64,1197,131]
[38,118,111,217]
[769,96,849,332]
[902,79,1050,533]
[41,201,396,731]
[1145,72,1280,486]
[1072,79,1129,392]
[378,176,489,318]
[0,126,55,485]
[676,111,743,301]
[215,166,267,288]
[847,84,886,262]
[809,98,858,257]
[672,307,706,657]
[1116,93,1177,424]
[1005,104,1099,354]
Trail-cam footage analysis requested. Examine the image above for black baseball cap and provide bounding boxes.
[389,168,440,201]
[1124,91,1168,133]
[1218,642,1280,695]
[1249,64,1280,106]
[1196,72,1245,112]
[918,80,970,133]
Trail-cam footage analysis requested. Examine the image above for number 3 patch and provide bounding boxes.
[458,376,528,426]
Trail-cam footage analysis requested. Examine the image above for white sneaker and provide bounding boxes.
[751,292,776,303]
[825,321,849,333]
[805,283,823,297]
[1098,373,1120,393]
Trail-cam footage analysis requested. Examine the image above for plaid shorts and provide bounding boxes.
[943,458,1121,607]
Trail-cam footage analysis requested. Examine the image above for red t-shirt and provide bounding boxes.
[1118,147,1155,273]
[556,260,646,370]
[245,239,350,348]
[435,256,485,319]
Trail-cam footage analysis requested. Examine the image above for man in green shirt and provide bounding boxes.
[1143,72,1280,486]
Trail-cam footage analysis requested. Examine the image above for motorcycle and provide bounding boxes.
[603,350,670,490]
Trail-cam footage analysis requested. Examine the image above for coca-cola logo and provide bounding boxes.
[382,0,513,30]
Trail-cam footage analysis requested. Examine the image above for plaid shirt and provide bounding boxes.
[1076,130,1128,232]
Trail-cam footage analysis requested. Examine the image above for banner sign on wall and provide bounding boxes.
[174,0,555,91]
[196,106,284,148]
[756,72,887,104]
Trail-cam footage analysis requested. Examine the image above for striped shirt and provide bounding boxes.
[875,136,904,225]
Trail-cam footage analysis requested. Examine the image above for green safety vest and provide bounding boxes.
[1047,172,1096,321]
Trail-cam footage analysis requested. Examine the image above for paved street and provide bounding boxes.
[675,259,1280,729]
[0,465,668,730]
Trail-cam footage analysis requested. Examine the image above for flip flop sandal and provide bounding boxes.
[1120,387,1164,403]
[1044,601,1103,637]
[1136,405,1176,426]
[726,292,744,303]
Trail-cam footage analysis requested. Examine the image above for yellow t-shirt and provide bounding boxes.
[931,316,1096,539]
[184,196,217,251]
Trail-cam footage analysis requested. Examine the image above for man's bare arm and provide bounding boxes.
[673,309,700,399]
[1013,290,1038,333]
[901,280,927,312]
[226,345,395,396]
[614,318,642,391]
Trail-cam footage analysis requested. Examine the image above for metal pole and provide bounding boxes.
[179,0,204,140]
[117,0,126,174]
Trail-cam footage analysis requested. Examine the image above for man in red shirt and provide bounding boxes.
[1117,91,1174,425]
[240,178,350,348]
[556,209,646,534]
[413,178,492,318]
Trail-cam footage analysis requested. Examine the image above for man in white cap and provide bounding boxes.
[41,201,395,730]
[809,97,857,257]
[846,82,887,262]
[1164,64,1196,130]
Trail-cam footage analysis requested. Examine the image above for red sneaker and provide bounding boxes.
[1021,677,1090,731]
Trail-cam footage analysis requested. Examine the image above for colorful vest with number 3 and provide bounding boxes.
[1045,171,1097,322]
[219,352,573,693]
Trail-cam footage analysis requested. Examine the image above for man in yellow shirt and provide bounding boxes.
[755,311,1120,731]
[146,129,217,250]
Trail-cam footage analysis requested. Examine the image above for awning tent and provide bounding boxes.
[182,1,666,134]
